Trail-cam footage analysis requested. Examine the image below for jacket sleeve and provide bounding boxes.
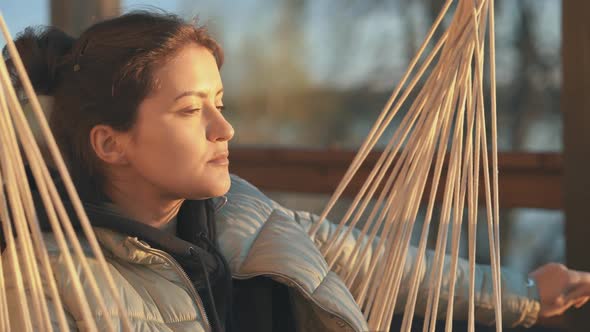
[226,175,541,328]
[284,207,541,327]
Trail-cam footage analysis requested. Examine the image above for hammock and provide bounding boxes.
[0,0,501,331]
[308,0,502,330]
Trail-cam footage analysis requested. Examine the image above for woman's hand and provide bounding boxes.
[529,263,590,319]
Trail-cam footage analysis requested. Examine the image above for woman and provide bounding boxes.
[3,11,590,331]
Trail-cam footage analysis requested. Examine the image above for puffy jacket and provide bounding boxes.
[3,175,540,331]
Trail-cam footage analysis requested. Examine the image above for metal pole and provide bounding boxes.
[562,0,590,330]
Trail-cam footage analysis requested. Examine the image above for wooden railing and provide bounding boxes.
[229,147,563,210]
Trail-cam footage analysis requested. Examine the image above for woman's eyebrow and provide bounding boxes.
[174,89,224,101]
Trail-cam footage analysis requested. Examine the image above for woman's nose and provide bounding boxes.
[206,107,234,142]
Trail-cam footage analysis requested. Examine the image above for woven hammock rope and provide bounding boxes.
[307,0,501,331]
[0,0,501,331]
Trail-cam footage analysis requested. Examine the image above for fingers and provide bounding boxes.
[541,292,589,318]
[564,283,590,303]
[540,295,577,317]
[574,296,589,309]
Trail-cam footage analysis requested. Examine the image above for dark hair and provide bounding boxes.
[5,11,224,201]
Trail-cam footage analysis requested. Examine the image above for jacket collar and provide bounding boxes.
[23,166,220,270]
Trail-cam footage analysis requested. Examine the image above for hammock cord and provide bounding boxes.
[0,14,132,332]
[307,0,502,331]
[0,1,502,331]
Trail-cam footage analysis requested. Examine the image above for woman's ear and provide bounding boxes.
[89,125,129,165]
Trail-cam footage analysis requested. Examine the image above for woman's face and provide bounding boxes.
[121,43,234,200]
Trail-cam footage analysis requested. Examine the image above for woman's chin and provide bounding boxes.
[210,176,231,197]
[191,172,231,199]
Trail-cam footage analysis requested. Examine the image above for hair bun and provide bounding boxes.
[4,26,75,96]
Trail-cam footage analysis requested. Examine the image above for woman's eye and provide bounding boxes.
[182,108,201,115]
[216,105,226,112]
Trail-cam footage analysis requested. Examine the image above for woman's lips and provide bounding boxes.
[208,152,229,166]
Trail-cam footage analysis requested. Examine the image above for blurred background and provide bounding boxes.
[2,0,569,330]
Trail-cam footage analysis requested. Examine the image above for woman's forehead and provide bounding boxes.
[153,44,223,94]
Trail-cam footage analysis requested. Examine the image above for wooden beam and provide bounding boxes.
[229,147,563,209]
[51,0,119,36]
[563,0,590,329]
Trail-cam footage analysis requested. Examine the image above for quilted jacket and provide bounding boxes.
[3,175,540,331]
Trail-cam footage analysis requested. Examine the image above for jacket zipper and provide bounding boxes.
[130,238,212,332]
[232,271,359,331]
[130,239,359,331]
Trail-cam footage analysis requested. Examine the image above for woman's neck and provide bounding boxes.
[105,173,184,229]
